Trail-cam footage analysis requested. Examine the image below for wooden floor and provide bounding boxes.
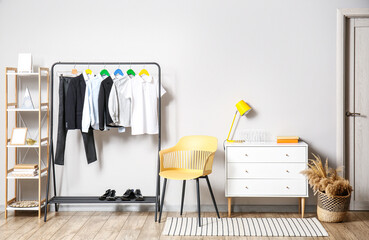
[0,211,369,239]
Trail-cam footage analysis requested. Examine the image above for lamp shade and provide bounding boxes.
[236,100,251,116]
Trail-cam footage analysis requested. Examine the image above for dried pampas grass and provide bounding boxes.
[301,154,352,197]
[325,179,353,198]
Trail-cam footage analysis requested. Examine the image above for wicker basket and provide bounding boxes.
[317,191,351,223]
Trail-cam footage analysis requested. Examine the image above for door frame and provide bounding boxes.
[336,8,369,177]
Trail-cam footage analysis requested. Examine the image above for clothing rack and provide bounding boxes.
[44,61,162,222]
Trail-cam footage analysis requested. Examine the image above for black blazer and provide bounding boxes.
[98,76,114,130]
[65,74,86,130]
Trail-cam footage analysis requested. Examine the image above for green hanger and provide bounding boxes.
[100,69,110,77]
[127,68,136,76]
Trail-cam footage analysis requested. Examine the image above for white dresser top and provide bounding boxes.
[224,141,308,147]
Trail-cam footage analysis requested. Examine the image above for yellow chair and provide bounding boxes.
[158,135,220,226]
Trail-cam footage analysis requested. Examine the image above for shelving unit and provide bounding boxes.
[4,67,50,219]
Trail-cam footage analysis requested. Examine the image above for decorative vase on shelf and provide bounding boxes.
[21,87,34,109]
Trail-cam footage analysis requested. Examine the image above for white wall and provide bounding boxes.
[1,0,369,212]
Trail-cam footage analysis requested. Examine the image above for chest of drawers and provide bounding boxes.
[225,142,308,217]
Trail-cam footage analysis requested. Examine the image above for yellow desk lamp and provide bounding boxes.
[226,100,252,142]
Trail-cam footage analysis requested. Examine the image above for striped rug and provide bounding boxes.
[162,217,328,237]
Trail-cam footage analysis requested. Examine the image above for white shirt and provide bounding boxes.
[108,75,132,127]
[130,75,166,135]
[81,75,104,132]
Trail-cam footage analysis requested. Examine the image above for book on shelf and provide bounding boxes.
[14,164,38,169]
[277,136,299,143]
[11,172,38,177]
[11,170,38,177]
[13,168,38,172]
[12,164,38,177]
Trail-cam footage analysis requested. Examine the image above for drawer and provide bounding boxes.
[226,146,306,163]
[227,162,306,179]
[226,179,307,196]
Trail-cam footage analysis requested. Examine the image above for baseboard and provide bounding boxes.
[1,204,314,213]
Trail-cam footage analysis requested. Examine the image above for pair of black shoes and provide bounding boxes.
[121,189,144,201]
[99,189,117,201]
[99,189,144,201]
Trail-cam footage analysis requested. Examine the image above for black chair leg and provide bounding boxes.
[158,178,167,223]
[205,175,220,218]
[196,178,201,227]
[180,180,186,215]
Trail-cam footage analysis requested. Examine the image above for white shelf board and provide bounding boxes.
[7,106,48,112]
[7,170,47,180]
[6,203,45,211]
[7,140,47,148]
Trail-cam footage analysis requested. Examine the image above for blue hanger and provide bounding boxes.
[114,69,124,76]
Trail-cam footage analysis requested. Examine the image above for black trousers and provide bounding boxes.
[55,75,97,165]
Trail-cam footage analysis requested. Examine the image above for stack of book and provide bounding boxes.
[277,136,299,143]
[12,164,38,177]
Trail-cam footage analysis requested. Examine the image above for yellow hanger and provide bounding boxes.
[85,64,92,75]
[139,67,149,76]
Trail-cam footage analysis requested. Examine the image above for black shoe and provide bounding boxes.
[121,189,134,201]
[134,189,144,201]
[99,189,111,200]
[107,190,117,201]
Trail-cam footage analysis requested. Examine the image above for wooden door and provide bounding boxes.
[346,18,369,210]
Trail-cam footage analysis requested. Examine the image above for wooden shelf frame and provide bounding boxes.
[4,67,50,219]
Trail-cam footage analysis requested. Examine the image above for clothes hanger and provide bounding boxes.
[139,65,149,76]
[100,64,110,77]
[71,64,78,75]
[85,63,93,75]
[114,64,124,77]
[56,70,78,76]
[126,63,136,76]
[56,64,81,77]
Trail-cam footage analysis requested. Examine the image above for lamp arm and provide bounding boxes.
[226,111,238,142]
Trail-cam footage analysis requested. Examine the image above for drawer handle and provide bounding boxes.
[245,154,248,157]
[285,154,289,157]
[286,170,290,173]
[245,170,248,173]
[245,186,248,189]
[286,186,290,189]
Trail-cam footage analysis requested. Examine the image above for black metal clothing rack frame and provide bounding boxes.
[44,61,162,222]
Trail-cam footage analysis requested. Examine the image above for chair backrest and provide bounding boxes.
[161,136,218,174]
[176,135,218,152]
